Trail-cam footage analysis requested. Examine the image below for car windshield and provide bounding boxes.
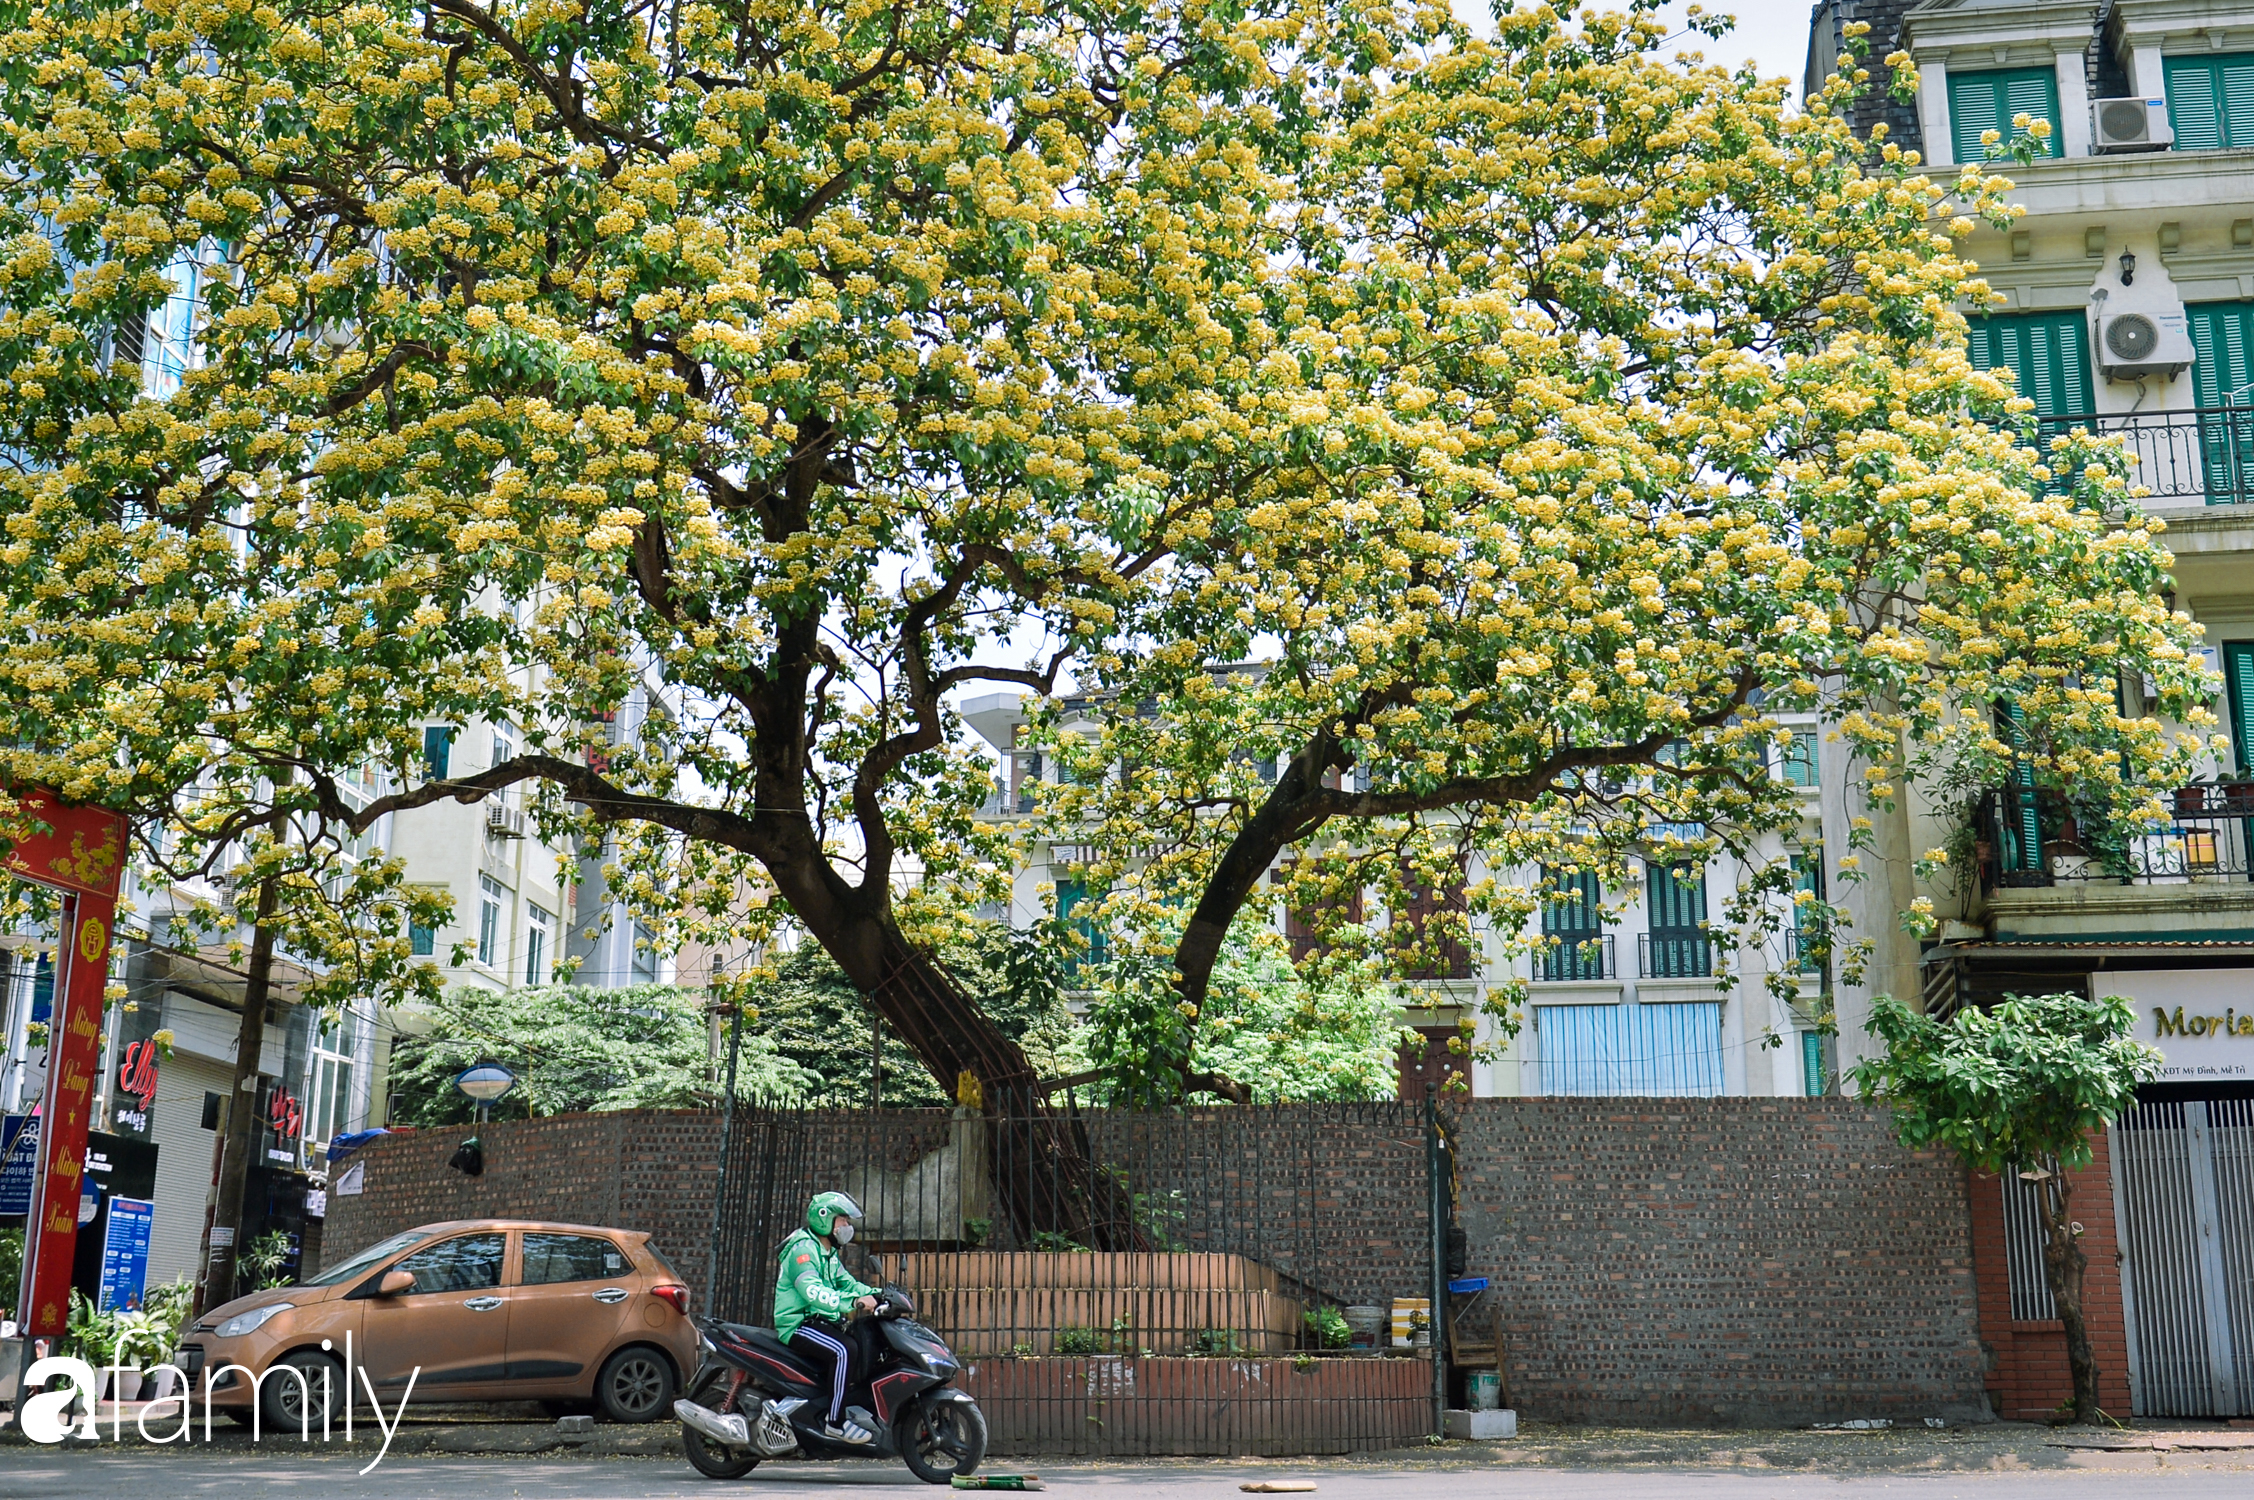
[302,1229,432,1287]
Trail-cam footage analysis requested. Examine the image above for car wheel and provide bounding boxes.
[259,1351,344,1435]
[595,1345,676,1424]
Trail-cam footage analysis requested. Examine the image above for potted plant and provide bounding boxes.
[2173,784,2210,817]
[2221,775,2254,815]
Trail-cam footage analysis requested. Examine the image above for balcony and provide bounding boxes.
[1638,931,1714,979]
[1781,929,1825,977]
[1534,932,1615,982]
[1978,782,2254,890]
[2034,408,2254,507]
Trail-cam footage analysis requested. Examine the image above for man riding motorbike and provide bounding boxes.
[775,1191,880,1444]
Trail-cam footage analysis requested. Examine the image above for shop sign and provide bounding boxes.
[2109,969,2254,1082]
[112,1037,160,1135]
[0,1112,36,1215]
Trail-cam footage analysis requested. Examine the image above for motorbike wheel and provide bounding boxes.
[896,1396,988,1485]
[680,1369,762,1481]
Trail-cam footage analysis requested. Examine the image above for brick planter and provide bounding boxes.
[960,1354,1432,1456]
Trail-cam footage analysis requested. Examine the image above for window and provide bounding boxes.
[410,921,436,957]
[631,921,659,983]
[1641,861,1710,977]
[1778,730,1819,788]
[391,1233,504,1294]
[520,1233,630,1285]
[423,725,455,781]
[140,254,206,400]
[304,1011,358,1150]
[1790,849,1827,975]
[1965,310,2093,419]
[526,905,551,986]
[1801,1029,1829,1097]
[477,875,505,968]
[1056,878,1109,978]
[1538,867,1608,980]
[307,1229,431,1288]
[2186,303,2254,503]
[1948,68,2063,163]
[2164,53,2254,152]
[2226,643,2254,774]
[1536,1002,1723,1096]
[491,722,514,770]
[1395,865,1472,980]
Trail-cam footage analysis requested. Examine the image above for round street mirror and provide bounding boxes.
[453,1061,518,1104]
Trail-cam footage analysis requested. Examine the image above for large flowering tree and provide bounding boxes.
[0,0,2215,1126]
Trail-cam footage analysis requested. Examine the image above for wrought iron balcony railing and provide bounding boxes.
[2033,407,2254,506]
[1638,931,1714,979]
[1534,932,1615,982]
[1979,781,2254,889]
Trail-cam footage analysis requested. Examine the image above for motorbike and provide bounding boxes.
[674,1286,988,1483]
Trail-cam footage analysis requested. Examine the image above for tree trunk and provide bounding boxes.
[193,876,280,1318]
[2031,1158,2099,1423]
[825,916,1145,1247]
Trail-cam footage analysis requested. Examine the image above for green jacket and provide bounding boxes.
[772,1227,876,1341]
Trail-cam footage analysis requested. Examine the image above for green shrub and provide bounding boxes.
[1303,1305,1351,1350]
[1192,1328,1241,1356]
[1052,1326,1102,1356]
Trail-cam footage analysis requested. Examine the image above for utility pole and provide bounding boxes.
[193,874,281,1318]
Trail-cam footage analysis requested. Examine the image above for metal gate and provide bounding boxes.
[2111,1098,2254,1416]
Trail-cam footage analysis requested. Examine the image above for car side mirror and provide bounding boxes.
[378,1269,415,1296]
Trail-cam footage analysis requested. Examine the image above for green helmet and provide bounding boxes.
[806,1191,863,1238]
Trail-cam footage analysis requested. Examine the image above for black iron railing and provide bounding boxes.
[1979,782,2254,888]
[1638,931,1714,978]
[1534,932,1614,981]
[2033,407,2254,505]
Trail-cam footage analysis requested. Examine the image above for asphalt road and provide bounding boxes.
[0,1450,2246,1500]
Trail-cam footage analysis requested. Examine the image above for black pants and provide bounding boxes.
[789,1316,871,1424]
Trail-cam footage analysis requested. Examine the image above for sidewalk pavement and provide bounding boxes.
[8,1403,2254,1472]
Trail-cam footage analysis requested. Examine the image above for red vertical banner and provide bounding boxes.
[3,790,126,1335]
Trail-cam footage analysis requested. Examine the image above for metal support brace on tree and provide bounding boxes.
[1426,1087,1447,1438]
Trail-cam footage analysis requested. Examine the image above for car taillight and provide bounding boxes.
[651,1284,690,1314]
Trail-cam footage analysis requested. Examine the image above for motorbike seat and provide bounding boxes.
[717,1322,823,1385]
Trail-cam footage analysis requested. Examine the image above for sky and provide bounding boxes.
[1452,0,1821,106]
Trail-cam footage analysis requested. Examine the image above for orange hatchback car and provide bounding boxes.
[178,1219,699,1431]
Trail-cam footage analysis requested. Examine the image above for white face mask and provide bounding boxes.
[832,1220,855,1245]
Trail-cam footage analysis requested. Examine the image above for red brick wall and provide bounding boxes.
[1965,1130,2132,1420]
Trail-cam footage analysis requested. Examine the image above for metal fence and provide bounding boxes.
[1997,1169,2059,1323]
[707,1096,1449,1454]
[1980,783,2254,890]
[2036,408,2254,506]
[2112,1098,2254,1417]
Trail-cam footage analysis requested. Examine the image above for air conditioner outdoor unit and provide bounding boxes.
[2095,307,2195,380]
[485,802,527,839]
[2091,97,2173,153]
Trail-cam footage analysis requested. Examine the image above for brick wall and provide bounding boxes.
[327,1098,1991,1430]
[1450,1099,1989,1426]
[1965,1132,2131,1421]
[325,1111,728,1289]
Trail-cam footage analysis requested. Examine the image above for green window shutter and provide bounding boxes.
[2188,303,2254,409]
[2227,643,2254,773]
[1950,68,2063,162]
[2165,54,2254,151]
[1965,310,2093,417]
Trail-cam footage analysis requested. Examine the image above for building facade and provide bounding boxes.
[1807,0,2254,1420]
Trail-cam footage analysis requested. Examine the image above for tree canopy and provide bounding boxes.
[386,980,814,1124]
[0,0,2216,1102]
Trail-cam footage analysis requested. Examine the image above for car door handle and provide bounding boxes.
[464,1296,505,1312]
[592,1287,628,1304]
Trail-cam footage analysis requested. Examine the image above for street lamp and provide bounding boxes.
[452,1061,517,1124]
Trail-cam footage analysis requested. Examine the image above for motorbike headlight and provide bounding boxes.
[216,1302,294,1339]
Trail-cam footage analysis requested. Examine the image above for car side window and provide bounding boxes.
[520,1232,629,1286]
[393,1233,505,1294]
